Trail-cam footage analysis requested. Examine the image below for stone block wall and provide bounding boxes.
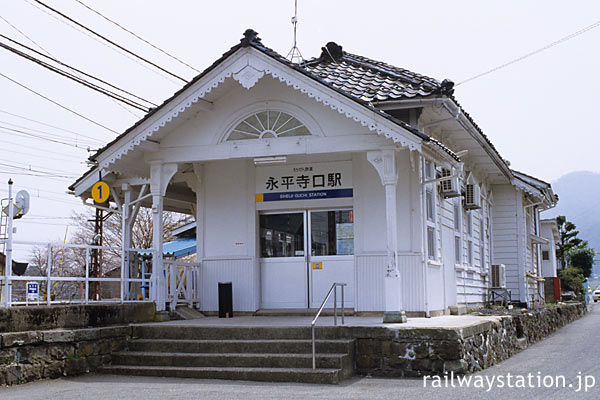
[0,326,129,385]
[0,303,155,333]
[354,302,587,377]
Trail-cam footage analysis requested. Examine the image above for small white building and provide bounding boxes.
[70,30,557,319]
[540,219,560,278]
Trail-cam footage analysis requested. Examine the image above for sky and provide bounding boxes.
[0,0,599,254]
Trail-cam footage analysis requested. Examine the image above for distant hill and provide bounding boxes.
[542,171,600,275]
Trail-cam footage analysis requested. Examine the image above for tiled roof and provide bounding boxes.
[301,44,453,102]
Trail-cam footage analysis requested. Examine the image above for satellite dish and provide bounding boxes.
[14,190,30,219]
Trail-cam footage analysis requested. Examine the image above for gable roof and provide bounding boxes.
[70,29,438,191]
[512,169,558,206]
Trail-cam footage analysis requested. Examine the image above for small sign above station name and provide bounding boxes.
[255,161,353,202]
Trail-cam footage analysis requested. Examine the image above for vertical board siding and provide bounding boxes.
[491,185,521,301]
[200,258,257,312]
[356,255,386,311]
[356,254,424,312]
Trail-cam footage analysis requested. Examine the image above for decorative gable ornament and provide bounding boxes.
[233,65,265,90]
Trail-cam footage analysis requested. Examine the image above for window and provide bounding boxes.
[479,215,485,267]
[455,236,462,265]
[542,250,550,261]
[228,111,310,140]
[466,212,472,236]
[260,213,304,258]
[453,201,461,231]
[427,227,436,260]
[310,210,354,256]
[425,160,433,179]
[426,189,435,222]
[467,240,473,265]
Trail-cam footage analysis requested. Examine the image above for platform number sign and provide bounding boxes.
[91,181,110,203]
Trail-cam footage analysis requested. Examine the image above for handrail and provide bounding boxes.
[311,282,346,369]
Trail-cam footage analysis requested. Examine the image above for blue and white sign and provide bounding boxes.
[26,282,39,302]
[255,161,353,202]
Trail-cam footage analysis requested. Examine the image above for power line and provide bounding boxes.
[0,38,152,111]
[0,33,157,108]
[24,0,181,86]
[0,147,85,165]
[0,159,81,177]
[0,108,106,142]
[457,19,600,86]
[74,0,200,74]
[0,170,74,182]
[0,137,86,160]
[0,162,78,178]
[0,70,119,134]
[32,0,187,83]
[0,14,50,55]
[0,125,94,149]
[0,120,103,145]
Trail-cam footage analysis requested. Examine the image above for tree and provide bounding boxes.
[556,216,587,269]
[569,248,596,278]
[558,267,585,295]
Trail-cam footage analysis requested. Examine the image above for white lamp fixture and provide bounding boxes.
[253,156,287,165]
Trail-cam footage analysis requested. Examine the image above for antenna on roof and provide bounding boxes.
[286,0,304,64]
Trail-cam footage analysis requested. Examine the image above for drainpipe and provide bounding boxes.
[419,154,430,317]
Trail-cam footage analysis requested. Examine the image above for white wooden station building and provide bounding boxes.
[70,30,557,320]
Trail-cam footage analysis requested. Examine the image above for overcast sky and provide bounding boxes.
[1,0,599,253]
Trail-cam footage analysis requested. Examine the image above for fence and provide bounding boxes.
[166,260,202,310]
[0,240,152,307]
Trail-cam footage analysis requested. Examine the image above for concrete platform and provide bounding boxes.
[136,313,502,330]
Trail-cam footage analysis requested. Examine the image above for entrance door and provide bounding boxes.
[259,209,355,309]
[259,212,307,308]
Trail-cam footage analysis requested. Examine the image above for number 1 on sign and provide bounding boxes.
[92,181,110,203]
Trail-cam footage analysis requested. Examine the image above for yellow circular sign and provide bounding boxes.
[91,181,110,203]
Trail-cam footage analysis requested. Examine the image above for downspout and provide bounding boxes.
[419,154,430,317]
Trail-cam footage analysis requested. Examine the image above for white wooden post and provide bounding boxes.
[121,184,132,302]
[367,150,407,323]
[150,162,177,312]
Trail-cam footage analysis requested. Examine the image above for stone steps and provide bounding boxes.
[102,325,356,384]
[100,365,344,384]
[112,351,352,369]
[127,338,355,354]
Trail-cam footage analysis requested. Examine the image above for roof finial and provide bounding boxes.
[286,0,304,64]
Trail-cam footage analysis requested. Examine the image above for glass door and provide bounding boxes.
[259,209,355,309]
[259,212,308,308]
[308,210,355,309]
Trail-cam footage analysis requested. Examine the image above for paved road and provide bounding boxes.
[2,306,599,400]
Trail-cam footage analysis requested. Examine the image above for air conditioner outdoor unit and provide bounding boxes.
[490,264,506,288]
[464,183,481,209]
[439,169,461,198]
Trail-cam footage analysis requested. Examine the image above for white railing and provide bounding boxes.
[0,240,152,307]
[165,260,202,311]
[311,282,346,369]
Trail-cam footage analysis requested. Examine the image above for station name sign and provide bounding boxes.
[255,161,353,202]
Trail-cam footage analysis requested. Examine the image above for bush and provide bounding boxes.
[559,267,585,295]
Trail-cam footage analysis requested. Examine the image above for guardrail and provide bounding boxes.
[0,240,152,307]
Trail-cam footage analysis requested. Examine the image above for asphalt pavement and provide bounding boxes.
[2,305,599,400]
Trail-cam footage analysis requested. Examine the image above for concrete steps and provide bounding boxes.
[101,325,355,384]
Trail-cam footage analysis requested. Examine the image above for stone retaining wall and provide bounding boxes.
[355,302,587,377]
[0,303,155,333]
[0,325,129,385]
